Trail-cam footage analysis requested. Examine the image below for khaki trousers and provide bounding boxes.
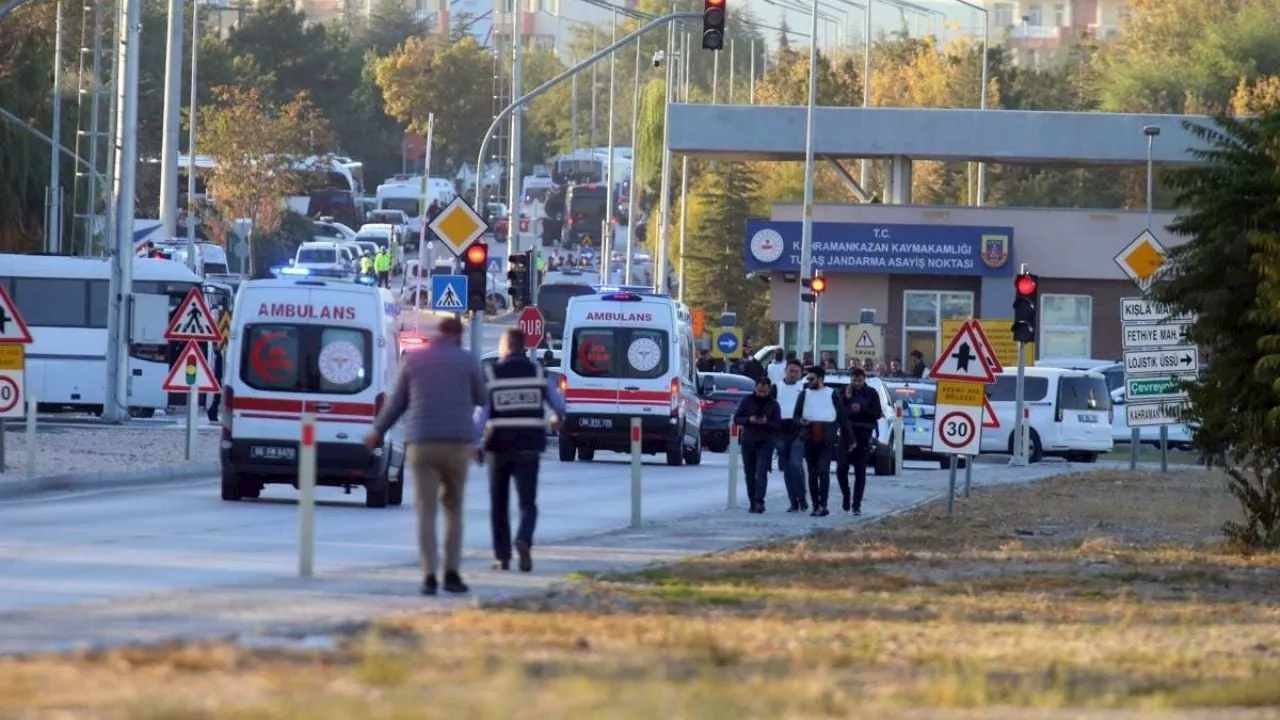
[406,441,472,576]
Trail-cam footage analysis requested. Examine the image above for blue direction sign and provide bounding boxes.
[431,274,467,311]
[712,328,742,359]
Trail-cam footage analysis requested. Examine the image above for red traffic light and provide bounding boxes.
[465,244,488,267]
[1015,274,1037,296]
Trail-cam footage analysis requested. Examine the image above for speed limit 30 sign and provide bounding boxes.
[931,403,981,456]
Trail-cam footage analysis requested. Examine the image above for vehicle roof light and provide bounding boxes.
[279,266,310,275]
[601,292,642,301]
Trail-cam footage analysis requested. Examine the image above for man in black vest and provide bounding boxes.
[474,327,566,572]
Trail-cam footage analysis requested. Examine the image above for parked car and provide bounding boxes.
[880,379,964,469]
[1109,388,1195,449]
[697,372,757,452]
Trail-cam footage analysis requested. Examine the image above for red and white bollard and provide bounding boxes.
[298,412,317,577]
[630,418,642,528]
[727,421,740,509]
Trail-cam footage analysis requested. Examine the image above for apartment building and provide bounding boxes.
[987,0,1130,67]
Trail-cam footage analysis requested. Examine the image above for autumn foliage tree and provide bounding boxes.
[195,86,332,275]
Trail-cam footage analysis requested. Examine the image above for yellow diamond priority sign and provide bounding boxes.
[1113,229,1168,293]
[428,197,490,257]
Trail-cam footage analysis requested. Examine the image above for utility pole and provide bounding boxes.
[506,0,522,269]
[104,0,141,423]
[46,0,64,253]
[159,0,185,239]
[601,9,618,278]
[184,0,199,273]
[797,0,820,357]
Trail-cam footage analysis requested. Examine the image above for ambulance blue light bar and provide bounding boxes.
[354,274,376,285]
[278,266,310,276]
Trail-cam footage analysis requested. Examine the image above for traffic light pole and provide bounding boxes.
[1010,345,1027,466]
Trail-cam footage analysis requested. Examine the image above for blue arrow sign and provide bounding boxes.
[716,330,740,356]
[431,274,468,311]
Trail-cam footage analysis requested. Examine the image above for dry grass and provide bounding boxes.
[4,469,1280,719]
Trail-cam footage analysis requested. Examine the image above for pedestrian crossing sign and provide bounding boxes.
[165,287,220,342]
[431,274,468,311]
[855,331,874,348]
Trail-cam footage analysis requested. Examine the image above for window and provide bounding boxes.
[993,2,1013,27]
[987,375,1049,402]
[1041,294,1092,358]
[88,281,110,328]
[1053,3,1065,26]
[240,324,372,394]
[1027,4,1042,25]
[11,278,90,328]
[570,328,669,379]
[1058,376,1111,411]
[297,247,337,264]
[381,198,420,217]
[902,290,975,368]
[536,284,595,326]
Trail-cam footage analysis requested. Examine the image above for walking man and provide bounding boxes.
[474,327,565,572]
[836,368,884,514]
[793,365,848,517]
[773,358,808,513]
[733,377,781,513]
[367,317,486,596]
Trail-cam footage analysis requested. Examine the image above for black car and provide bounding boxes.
[698,372,756,452]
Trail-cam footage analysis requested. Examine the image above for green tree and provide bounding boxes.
[682,162,769,339]
[1150,112,1280,548]
[196,86,332,276]
[375,35,493,170]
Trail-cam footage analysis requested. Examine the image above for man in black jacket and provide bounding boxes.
[733,377,781,513]
[474,327,566,572]
[836,368,884,515]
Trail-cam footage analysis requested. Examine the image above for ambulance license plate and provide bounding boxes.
[251,445,296,461]
[581,417,614,429]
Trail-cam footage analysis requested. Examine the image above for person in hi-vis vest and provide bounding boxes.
[792,365,850,518]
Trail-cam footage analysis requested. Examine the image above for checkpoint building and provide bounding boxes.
[661,103,1215,369]
[745,202,1179,368]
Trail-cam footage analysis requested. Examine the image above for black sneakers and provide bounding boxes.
[515,539,533,573]
[423,571,469,595]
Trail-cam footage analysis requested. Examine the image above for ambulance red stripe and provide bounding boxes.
[233,397,377,417]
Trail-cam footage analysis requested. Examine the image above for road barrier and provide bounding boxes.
[25,393,36,477]
[726,421,739,510]
[892,402,904,475]
[630,417,641,528]
[297,412,316,577]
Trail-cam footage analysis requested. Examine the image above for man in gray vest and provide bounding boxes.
[474,327,566,572]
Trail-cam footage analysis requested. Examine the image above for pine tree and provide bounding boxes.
[681,162,769,341]
[1152,112,1280,548]
[777,19,791,51]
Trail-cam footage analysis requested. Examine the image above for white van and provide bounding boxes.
[220,276,406,507]
[981,367,1115,462]
[558,291,706,466]
[375,175,456,236]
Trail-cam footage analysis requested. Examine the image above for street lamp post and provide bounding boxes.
[625,37,641,285]
[159,0,184,240]
[1143,123,1164,472]
[184,0,199,273]
[602,9,618,276]
[797,0,821,358]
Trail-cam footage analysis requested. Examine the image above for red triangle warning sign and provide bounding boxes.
[165,287,221,342]
[981,395,1000,429]
[967,321,1005,374]
[162,341,221,393]
[0,286,34,344]
[930,321,996,383]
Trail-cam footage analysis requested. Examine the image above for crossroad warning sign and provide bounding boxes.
[165,287,220,342]
[0,286,33,344]
[929,321,996,383]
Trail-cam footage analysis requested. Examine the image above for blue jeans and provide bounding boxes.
[774,435,806,506]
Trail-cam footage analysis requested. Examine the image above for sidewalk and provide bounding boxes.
[0,460,1186,655]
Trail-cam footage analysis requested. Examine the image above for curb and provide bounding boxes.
[0,463,218,500]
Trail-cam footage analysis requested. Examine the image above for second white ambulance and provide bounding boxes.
[558,291,707,466]
[219,276,407,507]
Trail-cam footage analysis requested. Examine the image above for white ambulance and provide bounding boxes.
[219,276,407,507]
[558,291,707,466]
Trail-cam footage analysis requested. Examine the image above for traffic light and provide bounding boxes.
[507,251,531,307]
[800,271,826,303]
[1011,269,1039,344]
[463,242,489,312]
[702,0,725,50]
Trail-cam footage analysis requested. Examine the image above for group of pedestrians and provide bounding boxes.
[367,318,563,596]
[733,356,884,517]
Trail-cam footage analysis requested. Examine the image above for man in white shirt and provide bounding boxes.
[765,348,787,385]
[792,365,849,517]
[772,358,808,513]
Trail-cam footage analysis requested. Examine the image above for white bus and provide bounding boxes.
[0,254,204,417]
